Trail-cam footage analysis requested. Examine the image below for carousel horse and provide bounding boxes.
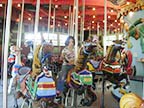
[13,42,63,108]
[100,40,136,100]
[59,42,97,107]
[120,93,144,108]
[8,45,22,94]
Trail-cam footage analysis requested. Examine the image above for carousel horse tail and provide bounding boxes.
[32,45,42,78]
[120,93,144,108]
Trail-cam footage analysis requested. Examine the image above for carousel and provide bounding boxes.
[0,0,144,108]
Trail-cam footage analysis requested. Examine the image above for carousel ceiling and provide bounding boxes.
[0,0,138,32]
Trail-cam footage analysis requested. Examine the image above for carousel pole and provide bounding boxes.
[3,0,12,108]
[72,0,76,36]
[17,0,25,65]
[34,0,40,49]
[68,6,71,35]
[82,0,85,42]
[53,7,55,34]
[89,23,91,38]
[47,0,52,39]
[1,3,7,84]
[80,18,82,42]
[101,0,107,108]
[103,0,107,56]
[97,22,100,36]
[70,12,73,36]
[18,0,24,48]
[74,0,78,61]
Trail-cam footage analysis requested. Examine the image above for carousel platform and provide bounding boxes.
[0,79,120,108]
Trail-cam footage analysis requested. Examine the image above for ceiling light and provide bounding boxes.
[115,20,117,22]
[55,5,58,8]
[108,16,111,19]
[92,7,96,11]
[65,23,68,26]
[0,4,3,7]
[78,16,81,18]
[17,4,21,7]
[110,10,114,12]
[39,17,42,20]
[118,23,120,26]
[58,24,60,27]
[28,18,31,21]
[51,16,54,19]
[126,2,130,5]
[93,15,96,18]
[92,21,94,23]
[64,16,67,19]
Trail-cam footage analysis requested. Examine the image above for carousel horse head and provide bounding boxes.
[24,40,33,47]
[83,42,97,55]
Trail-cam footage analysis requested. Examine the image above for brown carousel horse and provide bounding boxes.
[58,42,97,107]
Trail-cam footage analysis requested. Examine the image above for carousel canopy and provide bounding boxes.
[0,0,138,32]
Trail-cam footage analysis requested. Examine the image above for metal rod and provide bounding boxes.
[97,22,100,36]
[3,0,12,107]
[18,0,24,48]
[103,0,107,56]
[53,7,55,34]
[16,15,21,64]
[1,3,7,83]
[48,0,52,39]
[72,0,76,36]
[70,13,73,36]
[68,6,71,35]
[34,0,40,49]
[74,0,78,62]
[82,0,85,42]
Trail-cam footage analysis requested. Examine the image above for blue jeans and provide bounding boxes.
[57,65,74,92]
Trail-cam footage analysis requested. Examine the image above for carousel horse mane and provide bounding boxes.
[32,45,42,78]
[32,42,53,78]
[74,43,97,72]
[120,93,144,108]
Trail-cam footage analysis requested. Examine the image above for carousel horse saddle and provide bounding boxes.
[18,66,31,82]
[36,73,56,98]
[26,72,56,99]
[71,69,93,86]
[101,61,121,74]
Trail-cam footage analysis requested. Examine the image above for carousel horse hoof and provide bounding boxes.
[92,94,97,102]
[13,105,18,108]
[80,98,90,106]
